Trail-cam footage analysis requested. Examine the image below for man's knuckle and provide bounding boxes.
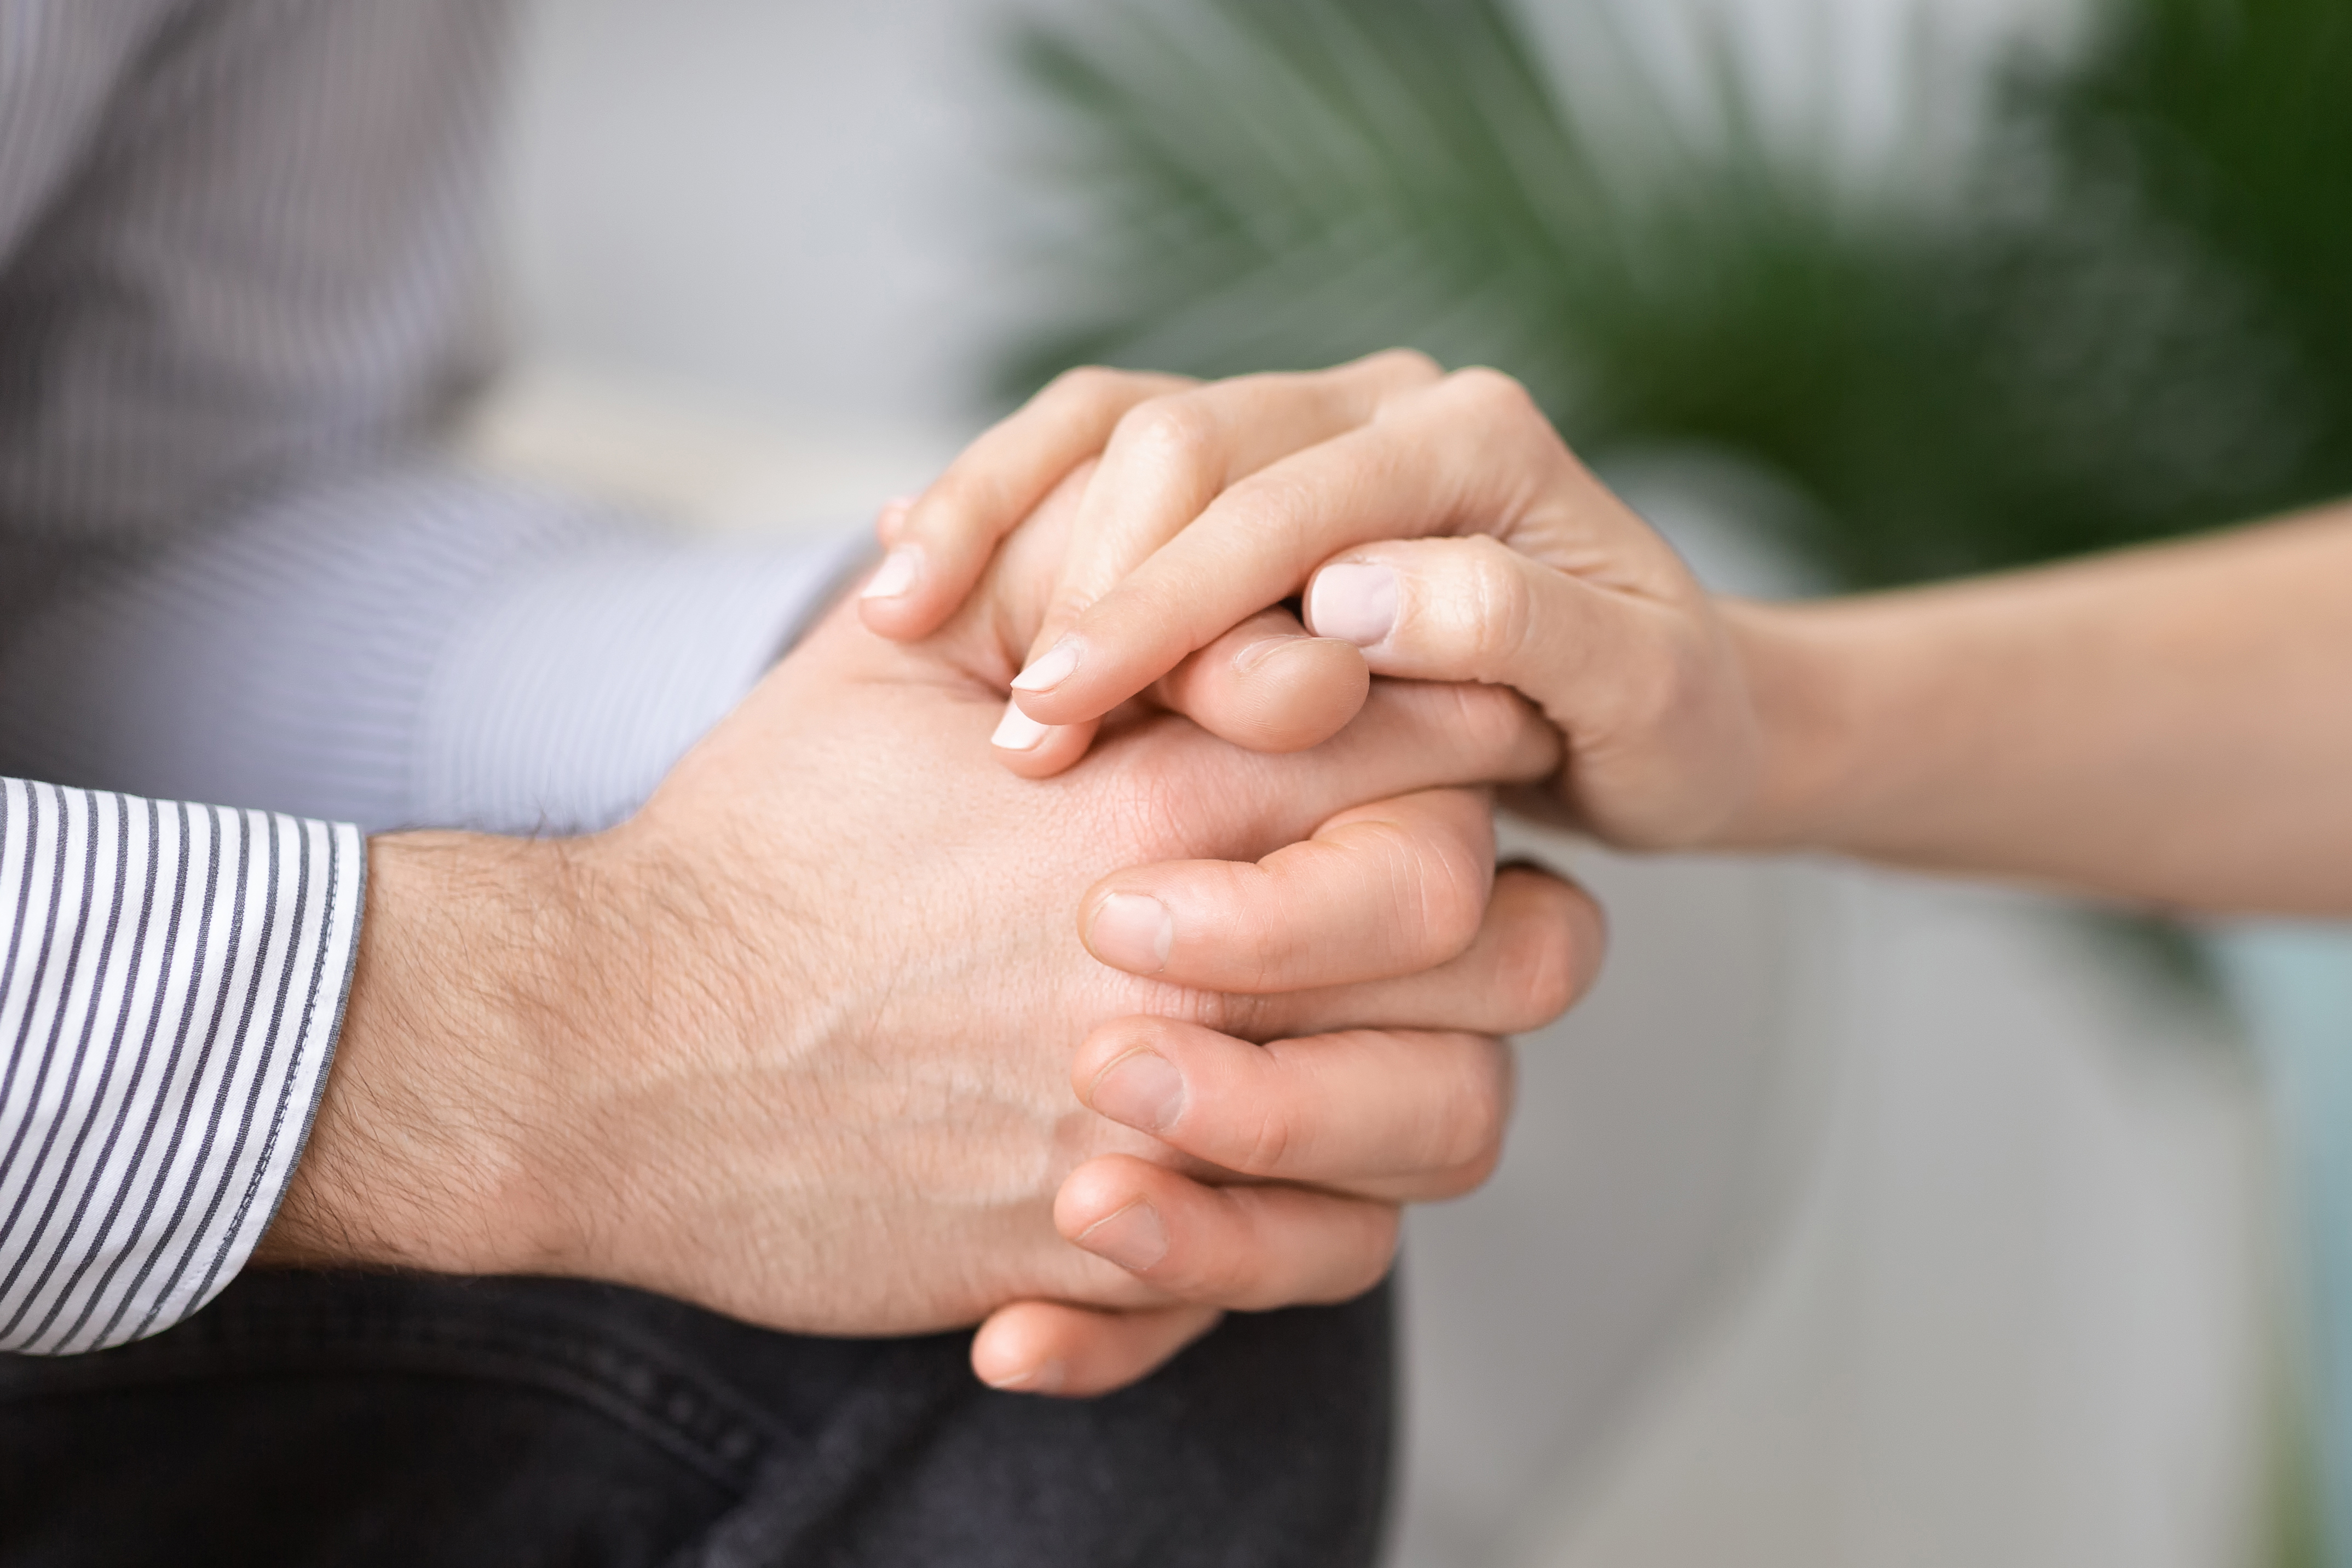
[1241,1106,1296,1178]
[1429,679,1526,766]
[1432,1040,1513,1173]
[1496,896,1583,1028]
[1185,987,1250,1040]
[1414,835,1490,960]
[1326,1209,1403,1301]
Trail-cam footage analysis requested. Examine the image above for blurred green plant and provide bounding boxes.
[1000,0,2352,589]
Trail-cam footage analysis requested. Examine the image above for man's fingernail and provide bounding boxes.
[1307,563,1398,648]
[983,1357,1067,1395]
[1090,1050,1186,1134]
[862,544,921,601]
[1231,635,1299,675]
[1077,1201,1169,1273]
[1087,892,1173,973]
[991,701,1052,751]
[1011,636,1083,694]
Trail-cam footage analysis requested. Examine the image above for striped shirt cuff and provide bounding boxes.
[0,779,362,1354]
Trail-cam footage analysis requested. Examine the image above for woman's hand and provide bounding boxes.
[860,356,1767,849]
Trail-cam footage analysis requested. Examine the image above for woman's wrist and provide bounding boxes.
[1709,598,1877,854]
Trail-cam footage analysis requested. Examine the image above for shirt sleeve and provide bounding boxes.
[0,469,871,836]
[0,781,361,1354]
[0,0,877,1351]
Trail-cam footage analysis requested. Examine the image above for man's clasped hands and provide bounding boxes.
[263,351,1785,1399]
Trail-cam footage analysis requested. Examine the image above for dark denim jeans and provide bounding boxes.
[0,1271,1392,1567]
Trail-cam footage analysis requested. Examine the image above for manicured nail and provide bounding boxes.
[991,701,1051,751]
[862,544,921,601]
[1089,1050,1186,1134]
[982,1357,1067,1394]
[1011,636,1083,694]
[1307,563,1397,648]
[1087,892,1173,973]
[1077,1201,1169,1273]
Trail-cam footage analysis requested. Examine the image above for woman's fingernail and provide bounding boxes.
[1077,1201,1169,1273]
[1089,1050,1186,1134]
[991,701,1052,751]
[861,544,921,601]
[1011,636,1084,694]
[1307,563,1398,648]
[1087,892,1173,973]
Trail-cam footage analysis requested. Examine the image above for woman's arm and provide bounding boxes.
[880,362,2352,917]
[1728,503,2352,914]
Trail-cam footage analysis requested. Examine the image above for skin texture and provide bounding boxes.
[261,472,1604,1397]
[874,359,2352,916]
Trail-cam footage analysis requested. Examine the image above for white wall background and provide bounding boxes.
[482,4,2282,1564]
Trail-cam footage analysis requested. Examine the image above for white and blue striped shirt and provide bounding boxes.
[0,1,856,1351]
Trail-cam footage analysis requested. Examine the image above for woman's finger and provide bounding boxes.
[969,1301,1223,1397]
[1072,1022,1513,1201]
[1308,535,1752,847]
[1078,787,1495,991]
[1007,367,1679,727]
[1025,351,1442,644]
[858,366,1191,641]
[994,354,1435,777]
[1054,1155,1401,1310]
[1003,607,1369,781]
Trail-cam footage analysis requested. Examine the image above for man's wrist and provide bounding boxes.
[256,831,591,1276]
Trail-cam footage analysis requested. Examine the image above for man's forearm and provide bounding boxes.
[1723,503,2352,914]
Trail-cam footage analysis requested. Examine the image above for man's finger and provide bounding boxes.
[1054,1156,1399,1309]
[1078,787,1494,990]
[969,1301,1223,1397]
[1150,609,1369,758]
[1073,1021,1512,1200]
[858,366,1191,641]
[1112,677,1559,856]
[1238,863,1605,1042]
